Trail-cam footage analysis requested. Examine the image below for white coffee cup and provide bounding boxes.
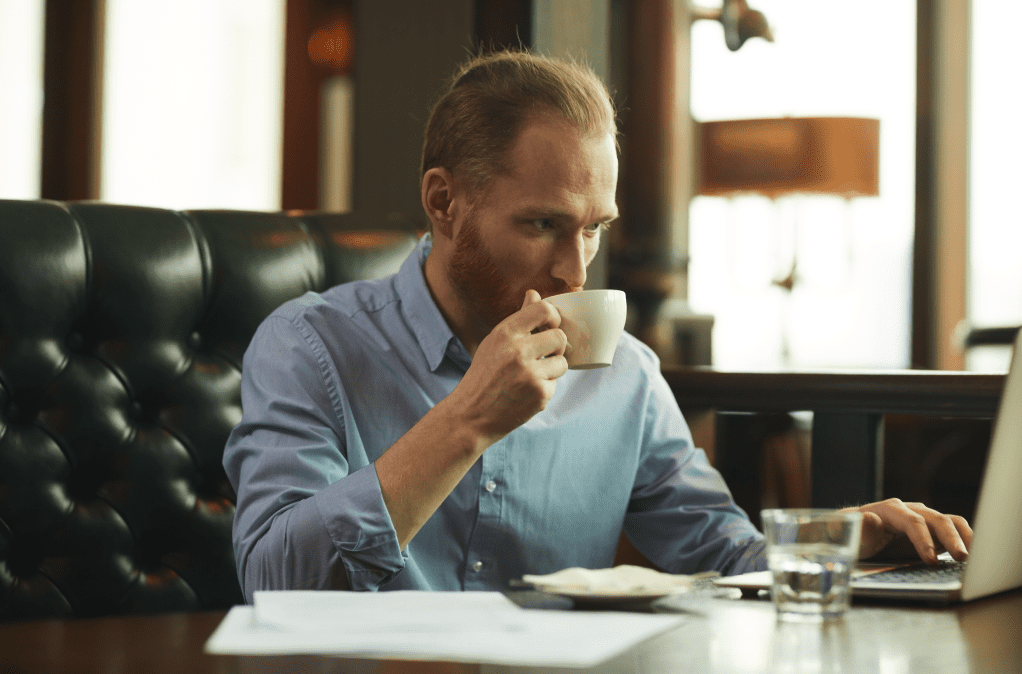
[545,289,627,370]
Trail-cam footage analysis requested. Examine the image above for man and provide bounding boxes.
[224,50,971,603]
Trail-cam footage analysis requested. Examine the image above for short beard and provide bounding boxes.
[447,210,520,331]
[447,211,580,336]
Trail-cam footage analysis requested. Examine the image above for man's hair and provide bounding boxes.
[421,50,617,199]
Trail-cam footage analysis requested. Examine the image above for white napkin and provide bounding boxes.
[522,565,703,596]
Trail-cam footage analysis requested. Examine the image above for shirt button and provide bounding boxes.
[472,561,483,572]
[485,480,497,493]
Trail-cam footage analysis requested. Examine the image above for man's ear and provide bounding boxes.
[421,167,458,239]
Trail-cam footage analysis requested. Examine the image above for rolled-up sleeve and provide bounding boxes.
[223,310,405,602]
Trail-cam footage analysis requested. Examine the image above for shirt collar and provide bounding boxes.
[395,235,472,372]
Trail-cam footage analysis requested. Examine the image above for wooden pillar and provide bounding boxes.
[282,0,357,211]
[913,0,969,370]
[281,0,324,211]
[40,0,103,200]
[610,0,681,355]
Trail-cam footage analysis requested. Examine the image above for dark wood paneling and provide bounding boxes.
[351,0,474,222]
[474,0,531,52]
[283,0,525,213]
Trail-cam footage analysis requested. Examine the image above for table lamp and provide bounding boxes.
[696,116,880,360]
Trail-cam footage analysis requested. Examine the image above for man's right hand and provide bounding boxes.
[375,289,569,549]
[447,289,569,446]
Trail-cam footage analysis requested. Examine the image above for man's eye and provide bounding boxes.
[532,219,554,232]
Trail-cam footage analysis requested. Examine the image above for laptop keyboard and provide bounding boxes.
[858,560,965,584]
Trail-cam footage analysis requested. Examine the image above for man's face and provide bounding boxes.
[445,117,619,332]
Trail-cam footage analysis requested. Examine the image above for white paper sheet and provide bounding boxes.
[204,590,685,668]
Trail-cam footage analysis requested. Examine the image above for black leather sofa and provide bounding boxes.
[0,200,418,621]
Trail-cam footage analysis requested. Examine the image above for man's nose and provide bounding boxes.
[551,234,588,289]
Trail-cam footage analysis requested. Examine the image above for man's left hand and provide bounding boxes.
[842,499,973,563]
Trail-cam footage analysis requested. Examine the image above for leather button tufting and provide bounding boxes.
[66,332,85,352]
[4,401,33,424]
[5,539,44,578]
[0,201,427,620]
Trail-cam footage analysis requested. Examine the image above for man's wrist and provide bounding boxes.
[430,394,500,459]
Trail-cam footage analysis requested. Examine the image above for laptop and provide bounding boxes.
[716,329,1022,603]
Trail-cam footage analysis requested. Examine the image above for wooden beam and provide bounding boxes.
[663,368,1003,418]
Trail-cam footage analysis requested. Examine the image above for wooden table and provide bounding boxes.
[2,591,1020,673]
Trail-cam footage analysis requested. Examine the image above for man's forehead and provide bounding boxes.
[508,187,619,217]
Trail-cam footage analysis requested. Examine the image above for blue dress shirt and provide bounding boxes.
[224,236,766,602]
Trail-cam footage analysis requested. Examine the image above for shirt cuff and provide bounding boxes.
[314,463,407,591]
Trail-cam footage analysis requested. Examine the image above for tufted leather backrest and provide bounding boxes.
[0,200,419,621]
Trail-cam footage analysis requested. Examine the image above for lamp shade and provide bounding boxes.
[697,117,880,198]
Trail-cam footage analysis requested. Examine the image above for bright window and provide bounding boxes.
[967,2,1022,373]
[0,0,45,199]
[100,0,286,210]
[688,1,916,369]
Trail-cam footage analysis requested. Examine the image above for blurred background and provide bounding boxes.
[1,0,1019,374]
